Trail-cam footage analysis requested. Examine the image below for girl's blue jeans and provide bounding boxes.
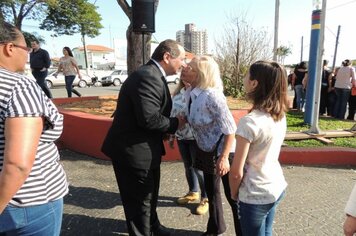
[239,191,285,236]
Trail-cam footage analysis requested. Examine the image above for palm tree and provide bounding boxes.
[276,45,292,64]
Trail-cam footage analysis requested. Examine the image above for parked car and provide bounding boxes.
[101,70,128,86]
[45,70,92,89]
[166,75,180,84]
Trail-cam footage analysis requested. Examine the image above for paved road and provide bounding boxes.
[50,83,179,98]
[60,149,356,236]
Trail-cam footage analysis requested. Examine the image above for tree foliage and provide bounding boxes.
[276,45,292,65]
[215,14,272,98]
[40,0,102,38]
[0,0,57,30]
[116,0,159,74]
[0,0,102,47]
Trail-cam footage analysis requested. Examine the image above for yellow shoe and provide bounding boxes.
[177,192,200,205]
[196,198,209,215]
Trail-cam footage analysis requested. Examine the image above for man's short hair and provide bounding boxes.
[151,39,181,61]
[31,39,40,44]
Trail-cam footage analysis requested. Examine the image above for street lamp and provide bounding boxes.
[313,0,321,10]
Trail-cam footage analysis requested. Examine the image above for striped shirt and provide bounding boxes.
[0,68,68,207]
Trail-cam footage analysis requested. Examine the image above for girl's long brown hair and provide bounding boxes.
[247,60,289,121]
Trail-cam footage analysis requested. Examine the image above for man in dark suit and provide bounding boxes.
[102,39,186,236]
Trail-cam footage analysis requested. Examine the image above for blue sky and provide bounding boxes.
[22,0,356,65]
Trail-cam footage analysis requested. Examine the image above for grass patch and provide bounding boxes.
[286,111,355,148]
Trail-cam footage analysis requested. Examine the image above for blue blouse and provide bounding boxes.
[186,87,236,154]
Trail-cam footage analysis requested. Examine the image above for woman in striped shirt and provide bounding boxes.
[0,22,68,235]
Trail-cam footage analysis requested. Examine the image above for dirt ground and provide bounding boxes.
[57,95,250,117]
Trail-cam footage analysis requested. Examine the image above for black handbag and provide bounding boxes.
[194,134,223,174]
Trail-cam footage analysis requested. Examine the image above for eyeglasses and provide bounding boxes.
[13,44,31,52]
[0,42,31,53]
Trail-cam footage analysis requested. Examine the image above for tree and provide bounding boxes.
[40,0,102,38]
[40,0,103,69]
[0,0,57,30]
[0,0,55,45]
[276,45,292,65]
[0,0,102,57]
[215,14,272,98]
[116,0,159,74]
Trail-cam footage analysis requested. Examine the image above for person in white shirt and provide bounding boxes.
[229,60,289,236]
[344,183,356,235]
[333,59,356,119]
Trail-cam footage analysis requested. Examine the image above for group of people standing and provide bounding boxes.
[290,59,355,120]
[102,39,288,236]
[1,18,354,236]
[29,40,82,98]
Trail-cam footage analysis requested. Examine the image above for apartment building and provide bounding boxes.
[176,23,208,55]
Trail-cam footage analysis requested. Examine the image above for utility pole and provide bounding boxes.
[81,33,89,74]
[331,25,341,71]
[300,36,304,62]
[273,0,280,61]
[304,0,327,132]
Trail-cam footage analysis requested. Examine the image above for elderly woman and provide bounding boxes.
[181,56,241,236]
[0,21,68,235]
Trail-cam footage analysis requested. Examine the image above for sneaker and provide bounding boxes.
[196,198,209,215]
[177,192,199,205]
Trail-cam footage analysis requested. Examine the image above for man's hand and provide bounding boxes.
[168,135,175,149]
[177,115,187,130]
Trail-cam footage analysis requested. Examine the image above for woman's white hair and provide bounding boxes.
[193,56,223,91]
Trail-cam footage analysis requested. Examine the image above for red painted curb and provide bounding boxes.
[54,98,356,166]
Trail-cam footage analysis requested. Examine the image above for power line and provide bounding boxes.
[325,26,337,38]
[327,0,356,10]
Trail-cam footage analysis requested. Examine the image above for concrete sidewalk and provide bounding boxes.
[59,149,356,236]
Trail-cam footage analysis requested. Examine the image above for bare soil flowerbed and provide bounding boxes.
[57,95,251,118]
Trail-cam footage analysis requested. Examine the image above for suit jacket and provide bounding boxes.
[102,60,179,169]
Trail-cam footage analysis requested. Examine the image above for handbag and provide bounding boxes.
[194,134,223,174]
[351,87,356,96]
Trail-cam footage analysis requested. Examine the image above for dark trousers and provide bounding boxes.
[204,171,241,235]
[32,70,52,98]
[112,160,161,236]
[319,85,328,114]
[334,88,351,119]
[347,94,356,120]
[65,75,81,97]
[327,91,337,117]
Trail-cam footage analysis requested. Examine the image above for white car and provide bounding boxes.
[45,70,92,89]
[166,75,180,84]
[101,70,128,86]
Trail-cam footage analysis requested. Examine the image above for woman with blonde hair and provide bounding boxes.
[182,56,241,236]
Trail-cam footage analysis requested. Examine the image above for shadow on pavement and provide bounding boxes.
[65,185,121,209]
[61,214,125,236]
